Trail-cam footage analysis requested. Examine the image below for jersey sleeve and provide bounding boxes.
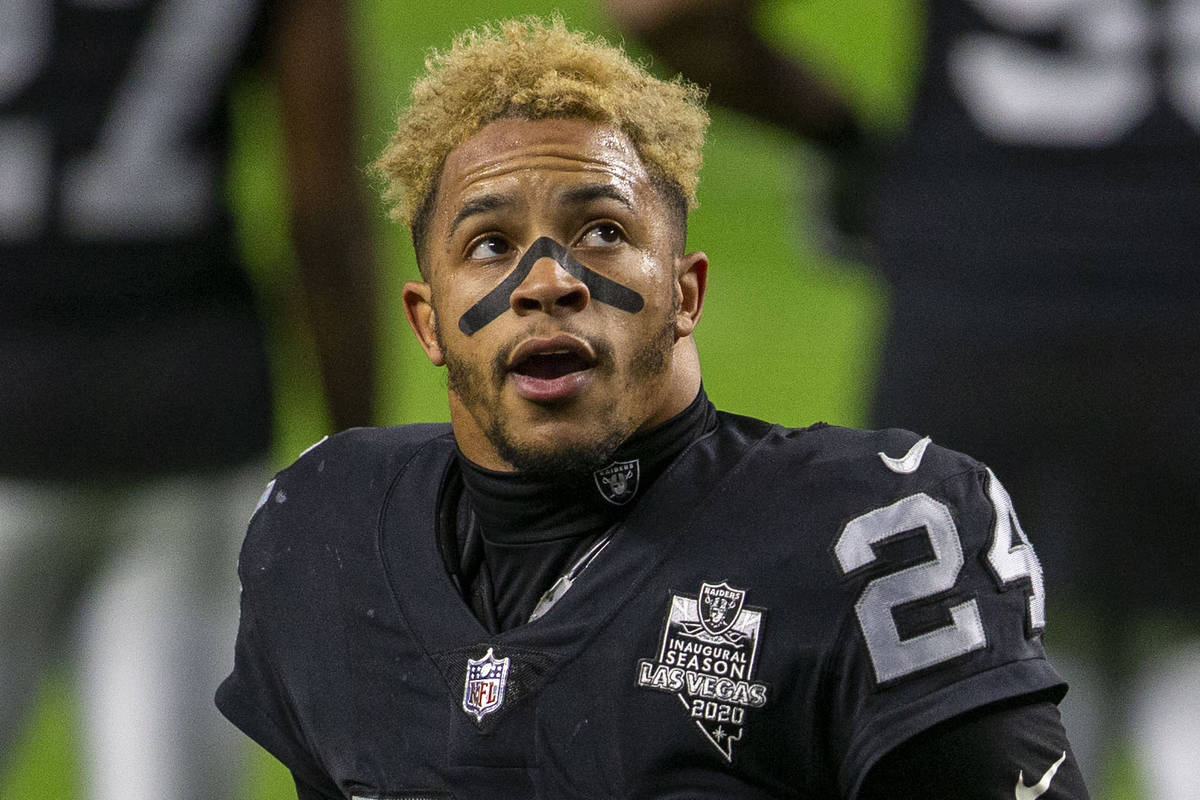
[215,576,342,797]
[215,487,344,798]
[825,458,1068,798]
[857,695,1089,799]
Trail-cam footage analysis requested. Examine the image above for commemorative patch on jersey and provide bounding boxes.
[462,647,510,722]
[594,459,640,505]
[636,581,769,761]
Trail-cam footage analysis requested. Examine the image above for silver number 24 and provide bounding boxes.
[834,469,1045,684]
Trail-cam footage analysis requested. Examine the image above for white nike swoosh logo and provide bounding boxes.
[879,436,932,474]
[1016,751,1067,800]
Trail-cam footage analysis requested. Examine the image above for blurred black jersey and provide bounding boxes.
[217,413,1064,798]
[0,0,278,478]
[875,0,1200,309]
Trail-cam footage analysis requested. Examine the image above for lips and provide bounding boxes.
[506,335,597,402]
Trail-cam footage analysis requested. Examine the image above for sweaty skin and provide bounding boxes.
[402,118,708,475]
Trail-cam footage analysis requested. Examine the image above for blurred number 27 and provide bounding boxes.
[0,0,258,239]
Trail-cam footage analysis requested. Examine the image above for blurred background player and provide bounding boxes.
[606,0,1200,797]
[0,0,377,797]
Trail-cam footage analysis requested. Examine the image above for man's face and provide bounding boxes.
[403,117,706,475]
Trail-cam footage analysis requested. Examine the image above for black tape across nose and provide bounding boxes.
[457,237,645,335]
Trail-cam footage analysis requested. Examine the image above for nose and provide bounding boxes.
[509,255,590,317]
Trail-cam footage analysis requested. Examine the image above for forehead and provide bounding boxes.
[436,118,652,213]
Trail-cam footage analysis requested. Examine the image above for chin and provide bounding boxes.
[492,427,628,480]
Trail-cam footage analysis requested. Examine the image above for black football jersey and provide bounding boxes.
[0,0,277,477]
[218,412,1063,798]
[874,0,1200,304]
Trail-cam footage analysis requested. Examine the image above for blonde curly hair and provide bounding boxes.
[372,15,709,250]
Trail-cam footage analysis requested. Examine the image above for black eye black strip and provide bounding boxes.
[457,236,645,335]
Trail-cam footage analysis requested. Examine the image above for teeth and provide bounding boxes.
[516,349,577,365]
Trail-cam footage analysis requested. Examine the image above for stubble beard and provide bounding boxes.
[439,307,678,480]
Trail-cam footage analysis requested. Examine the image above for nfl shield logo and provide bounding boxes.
[699,581,746,637]
[594,459,640,505]
[462,647,510,722]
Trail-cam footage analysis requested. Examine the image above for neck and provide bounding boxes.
[457,386,713,544]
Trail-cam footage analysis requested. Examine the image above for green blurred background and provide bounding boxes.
[1,1,1131,797]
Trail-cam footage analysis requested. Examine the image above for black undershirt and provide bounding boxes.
[440,388,716,633]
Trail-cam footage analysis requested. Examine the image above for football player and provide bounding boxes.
[606,1,1200,797]
[217,16,1088,798]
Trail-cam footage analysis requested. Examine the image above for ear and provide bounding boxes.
[402,280,445,366]
[674,250,708,338]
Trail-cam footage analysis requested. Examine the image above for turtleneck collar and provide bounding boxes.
[457,387,715,545]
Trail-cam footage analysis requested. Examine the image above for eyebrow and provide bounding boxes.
[446,183,636,240]
[560,182,635,212]
[448,193,515,239]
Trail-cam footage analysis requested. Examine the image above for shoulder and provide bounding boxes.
[716,413,984,499]
[286,422,454,469]
[788,420,974,474]
[734,421,1014,616]
[705,418,1008,605]
[239,423,454,582]
[265,422,453,501]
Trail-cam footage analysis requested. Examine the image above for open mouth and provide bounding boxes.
[506,336,598,401]
[511,350,592,380]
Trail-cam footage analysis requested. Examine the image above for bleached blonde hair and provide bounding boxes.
[372,15,708,254]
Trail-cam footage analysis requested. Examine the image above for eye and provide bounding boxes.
[578,222,624,248]
[467,235,511,261]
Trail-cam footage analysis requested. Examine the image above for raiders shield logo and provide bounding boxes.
[462,647,509,722]
[699,582,745,637]
[594,459,640,505]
